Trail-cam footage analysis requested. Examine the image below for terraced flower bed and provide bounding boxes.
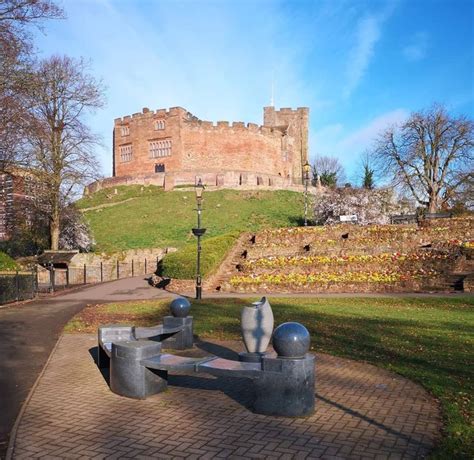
[229,268,442,292]
[252,219,473,249]
[221,218,473,293]
[241,251,451,271]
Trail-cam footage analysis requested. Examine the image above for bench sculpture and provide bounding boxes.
[98,298,315,417]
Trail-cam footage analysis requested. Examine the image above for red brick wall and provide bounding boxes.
[263,107,309,184]
[114,107,186,178]
[180,121,290,178]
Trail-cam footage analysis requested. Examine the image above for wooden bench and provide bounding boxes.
[424,212,453,220]
[390,214,417,224]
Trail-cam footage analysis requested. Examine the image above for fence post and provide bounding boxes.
[66,266,69,287]
[144,258,147,274]
[31,267,35,299]
[156,256,159,272]
[116,260,119,279]
[100,262,103,283]
[15,270,20,301]
[34,265,38,295]
[132,259,134,277]
[83,264,87,285]
[50,263,55,292]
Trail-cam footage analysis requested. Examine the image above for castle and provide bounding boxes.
[86,105,309,193]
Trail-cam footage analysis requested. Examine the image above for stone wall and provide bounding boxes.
[36,247,176,285]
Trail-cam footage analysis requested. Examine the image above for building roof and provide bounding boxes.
[37,250,79,266]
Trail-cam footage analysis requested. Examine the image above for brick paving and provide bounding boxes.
[9,334,442,459]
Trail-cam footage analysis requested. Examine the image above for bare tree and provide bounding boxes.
[373,105,473,213]
[0,0,63,172]
[27,55,105,250]
[312,155,346,187]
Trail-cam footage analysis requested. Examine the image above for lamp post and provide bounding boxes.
[303,161,311,226]
[192,178,206,299]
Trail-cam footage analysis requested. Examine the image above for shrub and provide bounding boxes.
[0,251,19,271]
[160,231,240,279]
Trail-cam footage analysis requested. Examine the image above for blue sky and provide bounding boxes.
[33,0,474,181]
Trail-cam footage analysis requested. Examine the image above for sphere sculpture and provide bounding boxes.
[170,297,191,318]
[272,322,310,359]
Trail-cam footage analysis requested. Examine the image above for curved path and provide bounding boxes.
[8,336,441,459]
[0,276,173,458]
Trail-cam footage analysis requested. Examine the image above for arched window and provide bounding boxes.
[154,120,165,130]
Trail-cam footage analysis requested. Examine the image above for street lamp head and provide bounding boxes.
[303,161,311,180]
[195,178,205,203]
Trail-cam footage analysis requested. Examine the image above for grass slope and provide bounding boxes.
[67,296,473,459]
[159,231,240,279]
[77,186,304,253]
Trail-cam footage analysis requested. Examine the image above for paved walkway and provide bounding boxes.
[8,334,442,459]
[0,276,174,458]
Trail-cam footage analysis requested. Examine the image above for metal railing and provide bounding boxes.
[0,270,37,304]
[0,257,158,305]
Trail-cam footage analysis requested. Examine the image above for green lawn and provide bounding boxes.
[66,295,473,458]
[77,186,305,253]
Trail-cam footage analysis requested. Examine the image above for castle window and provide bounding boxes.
[149,139,172,158]
[155,163,165,173]
[154,120,165,130]
[119,144,133,162]
[121,125,129,136]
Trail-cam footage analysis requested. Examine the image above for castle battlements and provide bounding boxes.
[182,119,284,138]
[114,106,189,124]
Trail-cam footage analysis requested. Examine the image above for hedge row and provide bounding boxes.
[159,231,240,279]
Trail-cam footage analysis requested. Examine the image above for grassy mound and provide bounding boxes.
[65,295,474,458]
[159,231,239,279]
[0,251,18,271]
[77,186,304,253]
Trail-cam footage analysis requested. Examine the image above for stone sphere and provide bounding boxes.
[170,297,191,318]
[272,322,310,358]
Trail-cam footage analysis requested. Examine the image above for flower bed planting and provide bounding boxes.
[230,268,440,289]
[242,251,450,271]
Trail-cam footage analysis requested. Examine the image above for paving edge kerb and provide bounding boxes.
[5,334,65,460]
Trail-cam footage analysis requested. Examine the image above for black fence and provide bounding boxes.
[1,258,159,305]
[0,270,37,305]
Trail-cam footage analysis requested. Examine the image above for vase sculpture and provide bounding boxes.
[240,297,274,354]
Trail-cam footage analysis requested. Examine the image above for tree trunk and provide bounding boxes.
[428,196,438,213]
[50,214,60,250]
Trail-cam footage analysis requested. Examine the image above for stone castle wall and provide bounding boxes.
[86,105,309,194]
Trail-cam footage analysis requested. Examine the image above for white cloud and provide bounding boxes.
[343,15,382,98]
[403,32,429,61]
[338,109,408,152]
[313,109,409,177]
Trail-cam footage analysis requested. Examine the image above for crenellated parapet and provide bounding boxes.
[183,118,285,139]
[114,106,192,125]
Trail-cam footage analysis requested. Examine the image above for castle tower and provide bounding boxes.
[263,106,309,184]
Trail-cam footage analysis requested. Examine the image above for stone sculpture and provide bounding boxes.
[240,297,274,362]
[97,298,316,417]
